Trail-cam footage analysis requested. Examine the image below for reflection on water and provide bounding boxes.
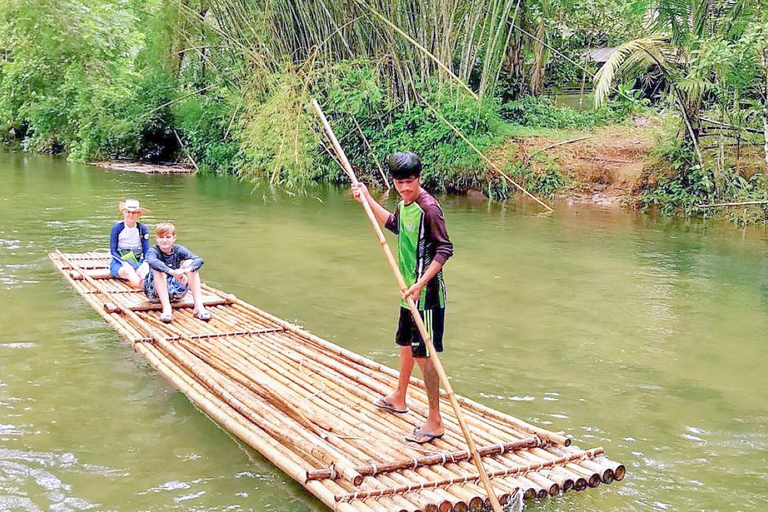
[1,152,768,511]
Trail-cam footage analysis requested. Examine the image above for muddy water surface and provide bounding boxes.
[1,152,767,511]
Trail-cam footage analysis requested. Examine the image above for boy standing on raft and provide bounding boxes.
[352,152,453,444]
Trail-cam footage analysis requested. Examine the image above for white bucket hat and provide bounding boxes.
[119,199,148,214]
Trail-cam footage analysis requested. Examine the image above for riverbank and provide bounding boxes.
[491,118,658,209]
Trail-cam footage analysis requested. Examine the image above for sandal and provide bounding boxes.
[159,312,173,324]
[194,309,212,322]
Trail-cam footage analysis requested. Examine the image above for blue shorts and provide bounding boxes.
[142,272,189,302]
[110,259,124,279]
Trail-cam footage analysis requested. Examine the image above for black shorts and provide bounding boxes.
[396,307,445,358]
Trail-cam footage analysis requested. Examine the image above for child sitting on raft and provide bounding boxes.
[143,221,211,324]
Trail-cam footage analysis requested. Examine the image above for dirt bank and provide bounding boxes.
[494,118,658,208]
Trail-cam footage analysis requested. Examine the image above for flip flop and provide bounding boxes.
[405,428,444,445]
[373,397,409,414]
[159,312,173,324]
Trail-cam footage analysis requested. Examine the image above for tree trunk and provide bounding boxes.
[530,18,546,96]
[762,50,768,169]
[199,3,208,91]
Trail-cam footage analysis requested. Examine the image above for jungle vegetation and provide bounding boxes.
[2,0,768,217]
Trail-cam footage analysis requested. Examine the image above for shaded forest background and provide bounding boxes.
[3,0,768,220]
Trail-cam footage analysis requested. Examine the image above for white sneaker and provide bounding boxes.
[137,262,149,280]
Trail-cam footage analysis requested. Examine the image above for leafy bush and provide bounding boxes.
[639,139,768,222]
[312,68,509,191]
[173,87,240,173]
[236,72,321,184]
[499,95,625,129]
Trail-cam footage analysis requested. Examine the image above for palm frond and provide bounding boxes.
[593,35,671,106]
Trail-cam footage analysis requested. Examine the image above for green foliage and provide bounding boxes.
[639,138,768,222]
[236,72,321,184]
[173,87,240,173]
[506,162,569,199]
[639,140,713,215]
[313,69,509,191]
[0,0,146,155]
[499,95,626,129]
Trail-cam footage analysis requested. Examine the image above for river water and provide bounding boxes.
[1,152,766,512]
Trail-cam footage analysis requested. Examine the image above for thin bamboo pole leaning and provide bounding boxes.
[311,99,505,512]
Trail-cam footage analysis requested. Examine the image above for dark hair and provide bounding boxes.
[388,152,422,180]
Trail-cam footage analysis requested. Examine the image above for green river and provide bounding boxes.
[1,152,766,511]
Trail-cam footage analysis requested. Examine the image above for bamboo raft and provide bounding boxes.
[49,250,625,512]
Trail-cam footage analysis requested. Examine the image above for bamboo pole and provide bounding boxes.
[312,99,504,512]
[696,200,768,208]
[307,437,541,481]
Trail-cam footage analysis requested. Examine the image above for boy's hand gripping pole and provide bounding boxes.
[311,99,504,512]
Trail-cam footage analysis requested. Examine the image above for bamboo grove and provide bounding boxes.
[5,0,768,216]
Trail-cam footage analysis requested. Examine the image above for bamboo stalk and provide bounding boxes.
[307,437,540,481]
[313,99,504,512]
[696,200,768,208]
[594,456,626,481]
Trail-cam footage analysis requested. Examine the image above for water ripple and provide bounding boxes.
[0,449,101,511]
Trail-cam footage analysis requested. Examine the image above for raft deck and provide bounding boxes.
[49,251,625,512]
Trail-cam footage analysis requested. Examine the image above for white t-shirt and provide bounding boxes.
[118,225,141,253]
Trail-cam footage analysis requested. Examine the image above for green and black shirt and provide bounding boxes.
[385,190,453,310]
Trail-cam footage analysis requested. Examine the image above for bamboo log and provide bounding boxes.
[307,437,540,481]
[548,445,612,483]
[595,456,625,481]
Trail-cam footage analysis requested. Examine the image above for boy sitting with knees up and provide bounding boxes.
[143,221,211,324]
